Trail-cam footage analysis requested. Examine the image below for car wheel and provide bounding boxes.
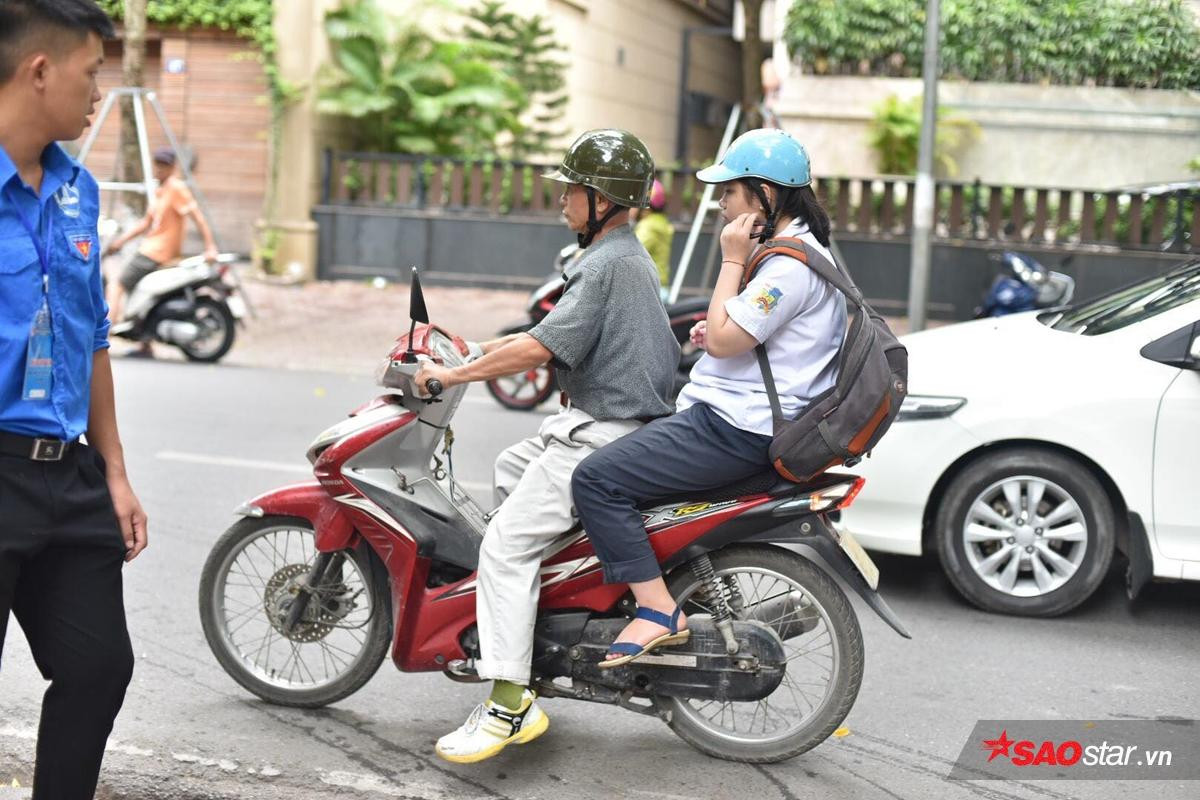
[935,448,1115,617]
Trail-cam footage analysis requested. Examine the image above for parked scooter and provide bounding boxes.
[198,271,909,763]
[975,251,1075,318]
[109,252,245,362]
[487,244,708,410]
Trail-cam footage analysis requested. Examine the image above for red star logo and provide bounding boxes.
[74,239,92,260]
[982,729,1015,762]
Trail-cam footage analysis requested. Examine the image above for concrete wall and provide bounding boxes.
[313,207,1192,319]
[775,75,1200,190]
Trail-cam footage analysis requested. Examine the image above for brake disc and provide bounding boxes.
[263,563,353,643]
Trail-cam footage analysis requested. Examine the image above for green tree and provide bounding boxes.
[316,0,526,156]
[867,94,979,176]
[465,1,567,158]
[785,0,1200,89]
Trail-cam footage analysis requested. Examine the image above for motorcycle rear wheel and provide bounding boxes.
[657,545,864,763]
[199,516,392,708]
[179,296,236,363]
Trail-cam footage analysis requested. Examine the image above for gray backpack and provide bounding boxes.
[742,237,908,483]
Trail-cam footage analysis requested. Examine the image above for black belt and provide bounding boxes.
[0,431,78,462]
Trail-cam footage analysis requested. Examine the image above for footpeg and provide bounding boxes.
[444,659,484,682]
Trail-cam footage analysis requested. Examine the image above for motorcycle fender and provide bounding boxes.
[676,518,912,639]
[785,534,912,639]
[235,481,357,552]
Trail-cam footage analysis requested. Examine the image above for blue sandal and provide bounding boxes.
[598,606,690,670]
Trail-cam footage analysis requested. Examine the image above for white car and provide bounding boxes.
[841,260,1200,616]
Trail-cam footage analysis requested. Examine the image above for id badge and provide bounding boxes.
[22,296,54,401]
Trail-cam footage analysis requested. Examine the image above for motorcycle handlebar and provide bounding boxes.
[425,379,443,397]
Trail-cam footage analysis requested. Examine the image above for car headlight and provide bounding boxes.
[896,395,965,421]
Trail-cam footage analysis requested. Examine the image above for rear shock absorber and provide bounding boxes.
[690,554,740,654]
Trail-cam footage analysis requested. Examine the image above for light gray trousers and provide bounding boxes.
[474,406,641,684]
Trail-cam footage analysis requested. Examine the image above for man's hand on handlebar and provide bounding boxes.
[413,362,456,398]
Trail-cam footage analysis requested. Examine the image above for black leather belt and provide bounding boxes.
[0,431,77,462]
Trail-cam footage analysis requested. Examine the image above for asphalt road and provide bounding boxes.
[2,359,1197,800]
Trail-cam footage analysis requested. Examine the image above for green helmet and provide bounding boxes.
[544,129,655,207]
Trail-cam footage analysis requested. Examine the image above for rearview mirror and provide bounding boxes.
[409,267,429,324]
[1140,321,1200,370]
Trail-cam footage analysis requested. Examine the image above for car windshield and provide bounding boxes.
[1046,261,1200,335]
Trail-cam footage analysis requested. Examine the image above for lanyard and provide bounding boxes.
[4,184,54,292]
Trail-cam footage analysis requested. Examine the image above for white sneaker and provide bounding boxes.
[435,689,549,764]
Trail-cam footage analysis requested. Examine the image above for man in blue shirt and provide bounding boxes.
[0,2,146,798]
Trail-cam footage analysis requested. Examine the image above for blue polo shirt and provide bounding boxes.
[0,142,110,441]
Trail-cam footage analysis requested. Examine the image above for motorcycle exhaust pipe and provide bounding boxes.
[743,590,820,640]
[156,319,201,345]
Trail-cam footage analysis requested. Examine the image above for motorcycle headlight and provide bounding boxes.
[896,395,965,421]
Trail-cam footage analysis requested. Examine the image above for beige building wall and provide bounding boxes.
[776,75,1200,188]
[269,0,741,278]
[503,0,740,165]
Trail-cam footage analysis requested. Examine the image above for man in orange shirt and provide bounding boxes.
[102,147,217,353]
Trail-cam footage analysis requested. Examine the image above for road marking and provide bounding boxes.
[0,726,153,757]
[155,450,492,493]
[157,451,309,474]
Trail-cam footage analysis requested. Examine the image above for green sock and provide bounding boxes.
[488,680,526,710]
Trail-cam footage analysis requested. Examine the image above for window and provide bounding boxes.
[1046,261,1200,336]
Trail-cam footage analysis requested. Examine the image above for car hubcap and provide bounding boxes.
[961,475,1088,597]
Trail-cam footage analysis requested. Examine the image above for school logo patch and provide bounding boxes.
[69,234,93,260]
[753,285,783,314]
[54,183,81,218]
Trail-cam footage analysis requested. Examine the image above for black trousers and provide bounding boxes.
[572,403,774,584]
[0,443,134,800]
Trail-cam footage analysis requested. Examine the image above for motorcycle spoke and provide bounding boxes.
[216,527,376,690]
[673,565,840,744]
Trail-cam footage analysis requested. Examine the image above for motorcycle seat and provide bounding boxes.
[636,469,855,511]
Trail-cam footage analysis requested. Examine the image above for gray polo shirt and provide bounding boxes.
[528,225,679,421]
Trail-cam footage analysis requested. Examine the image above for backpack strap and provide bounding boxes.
[743,236,867,309]
[744,237,871,433]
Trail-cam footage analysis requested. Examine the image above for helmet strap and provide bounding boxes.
[578,186,625,248]
[744,180,792,242]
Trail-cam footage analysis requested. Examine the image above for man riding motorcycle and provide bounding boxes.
[413,129,680,763]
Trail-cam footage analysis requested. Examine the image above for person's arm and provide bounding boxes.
[103,214,152,256]
[87,350,148,561]
[479,331,526,354]
[415,333,551,391]
[188,205,219,262]
[704,213,762,358]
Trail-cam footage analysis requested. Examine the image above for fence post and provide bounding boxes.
[970,177,982,238]
[321,148,333,205]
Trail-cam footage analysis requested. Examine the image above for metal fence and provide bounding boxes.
[322,150,1197,253]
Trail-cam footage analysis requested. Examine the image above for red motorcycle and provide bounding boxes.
[486,244,708,410]
[199,272,909,763]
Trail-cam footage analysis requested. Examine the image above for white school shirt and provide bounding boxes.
[676,221,848,436]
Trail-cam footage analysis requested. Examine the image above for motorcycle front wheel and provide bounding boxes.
[199,516,392,708]
[657,545,864,763]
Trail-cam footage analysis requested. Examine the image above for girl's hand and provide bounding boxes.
[719,212,759,266]
[689,320,708,350]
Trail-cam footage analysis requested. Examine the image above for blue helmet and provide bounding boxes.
[696,128,811,188]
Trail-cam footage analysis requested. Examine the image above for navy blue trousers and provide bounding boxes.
[571,403,772,584]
